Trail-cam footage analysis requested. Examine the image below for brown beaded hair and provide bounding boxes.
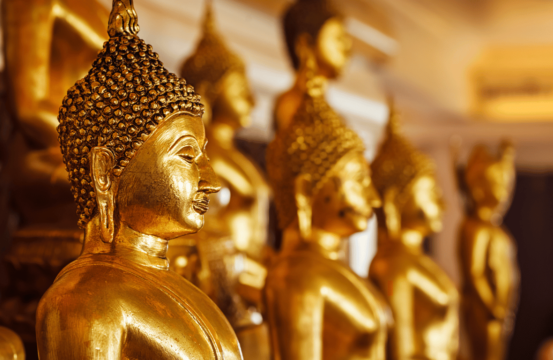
[58,2,203,228]
[266,92,365,229]
[181,2,246,105]
[371,107,435,207]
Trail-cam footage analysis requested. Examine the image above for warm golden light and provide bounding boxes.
[35,2,242,358]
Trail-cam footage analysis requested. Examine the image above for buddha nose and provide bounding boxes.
[198,155,221,194]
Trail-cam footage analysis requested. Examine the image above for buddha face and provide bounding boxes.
[315,17,352,79]
[117,113,220,239]
[401,174,444,236]
[469,159,515,211]
[215,70,254,128]
[311,152,381,238]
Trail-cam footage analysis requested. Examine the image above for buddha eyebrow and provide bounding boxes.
[169,135,197,152]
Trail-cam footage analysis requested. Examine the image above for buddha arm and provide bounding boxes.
[265,275,324,360]
[469,229,501,318]
[394,265,458,359]
[488,230,519,316]
[211,157,256,199]
[211,155,270,256]
[387,278,418,359]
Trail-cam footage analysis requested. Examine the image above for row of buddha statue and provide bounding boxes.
[0,0,521,359]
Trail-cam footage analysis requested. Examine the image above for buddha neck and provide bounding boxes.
[292,60,329,94]
[207,120,236,149]
[282,225,342,260]
[82,217,169,270]
[113,223,170,270]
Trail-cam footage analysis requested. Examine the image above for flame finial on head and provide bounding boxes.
[108,0,140,37]
[385,99,401,136]
[203,0,216,35]
[181,0,246,104]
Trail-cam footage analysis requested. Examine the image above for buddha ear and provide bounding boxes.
[294,173,314,241]
[91,147,116,244]
[383,186,401,239]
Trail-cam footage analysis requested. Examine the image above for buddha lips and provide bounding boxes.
[192,192,210,214]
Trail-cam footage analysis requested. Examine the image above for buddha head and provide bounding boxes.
[372,108,444,240]
[57,0,220,242]
[462,141,515,218]
[267,91,380,240]
[181,3,254,128]
[283,0,352,79]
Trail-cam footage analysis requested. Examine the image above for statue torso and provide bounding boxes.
[459,217,519,300]
[370,242,459,360]
[265,250,388,360]
[273,87,303,133]
[36,251,242,360]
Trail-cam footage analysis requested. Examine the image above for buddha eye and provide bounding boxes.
[178,145,196,163]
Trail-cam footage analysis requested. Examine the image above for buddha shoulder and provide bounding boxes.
[273,88,303,131]
[459,218,494,247]
[370,247,419,283]
[36,262,158,331]
[37,259,242,359]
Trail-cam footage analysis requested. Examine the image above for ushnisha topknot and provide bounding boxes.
[371,105,435,204]
[266,91,365,230]
[180,0,246,104]
[57,0,204,228]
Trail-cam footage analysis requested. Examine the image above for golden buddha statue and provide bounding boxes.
[457,141,519,360]
[3,0,108,227]
[172,4,271,358]
[36,1,242,358]
[0,327,25,360]
[1,0,108,345]
[369,109,460,360]
[265,80,390,359]
[274,0,352,132]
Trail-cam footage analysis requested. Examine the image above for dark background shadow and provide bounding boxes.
[506,172,553,360]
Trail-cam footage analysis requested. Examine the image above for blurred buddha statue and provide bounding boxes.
[457,141,519,360]
[36,2,242,359]
[265,77,390,359]
[0,327,25,360]
[274,0,352,132]
[3,0,108,227]
[538,339,553,360]
[175,3,271,359]
[369,108,459,360]
[0,0,108,346]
